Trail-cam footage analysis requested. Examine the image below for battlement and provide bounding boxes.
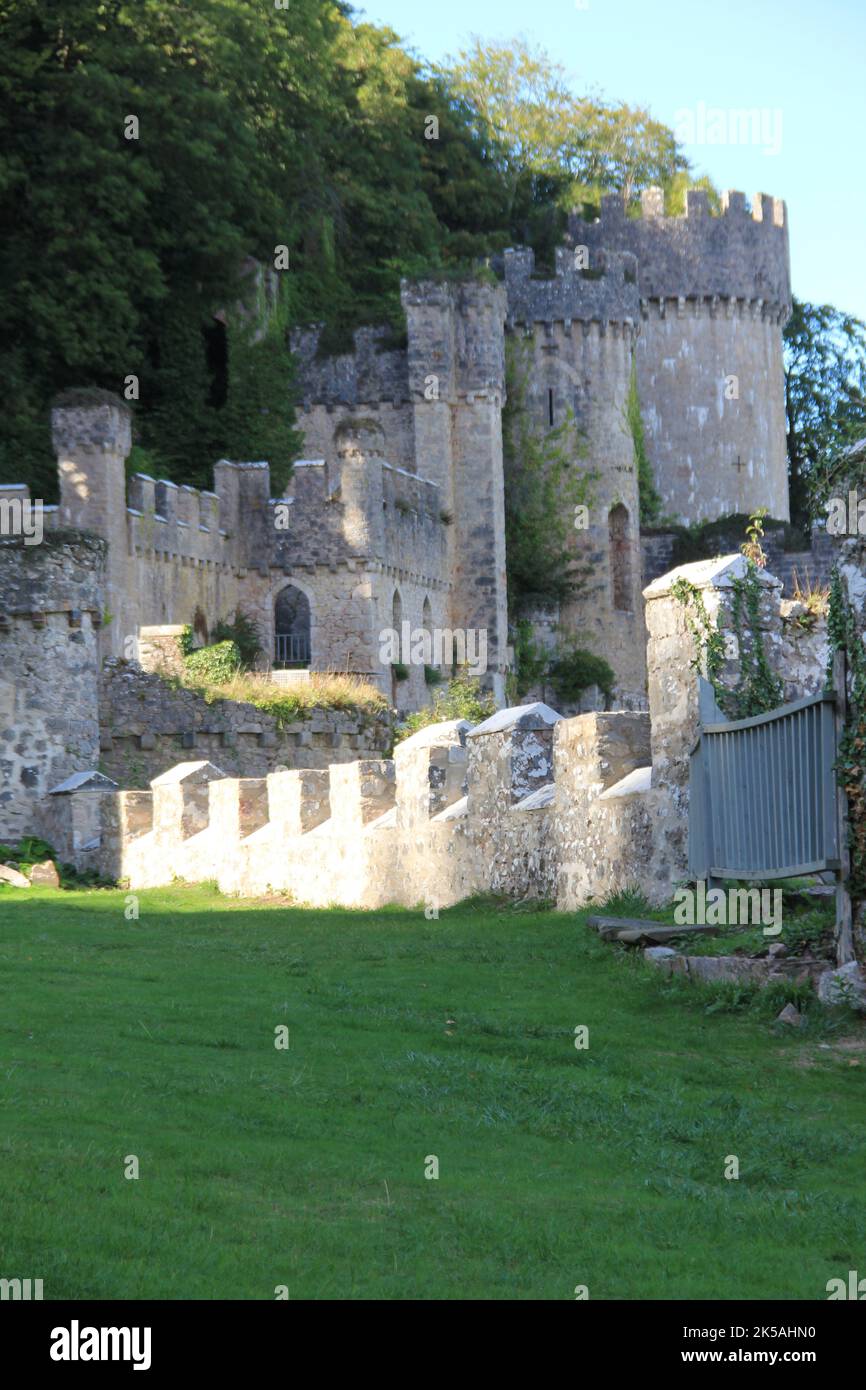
[401,277,507,402]
[503,246,640,330]
[125,459,272,570]
[270,448,448,580]
[568,187,791,311]
[0,531,105,619]
[51,395,133,459]
[289,324,410,407]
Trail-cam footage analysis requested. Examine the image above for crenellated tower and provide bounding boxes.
[503,245,647,705]
[401,278,509,703]
[569,188,792,524]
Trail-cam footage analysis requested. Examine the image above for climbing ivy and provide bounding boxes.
[626,360,662,525]
[669,577,725,689]
[670,559,782,719]
[827,569,866,900]
[725,564,784,718]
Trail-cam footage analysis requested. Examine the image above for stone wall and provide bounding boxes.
[98,659,393,788]
[0,532,104,842]
[44,555,832,913]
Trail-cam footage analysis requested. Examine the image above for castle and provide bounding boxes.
[0,185,799,849]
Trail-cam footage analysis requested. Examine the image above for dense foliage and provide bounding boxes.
[0,3,709,498]
[783,298,866,528]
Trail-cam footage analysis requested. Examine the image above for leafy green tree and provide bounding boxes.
[784,298,866,527]
[503,338,596,615]
[440,36,689,245]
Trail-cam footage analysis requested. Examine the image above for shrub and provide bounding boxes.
[392,662,409,682]
[510,618,549,698]
[184,640,241,684]
[211,610,262,668]
[396,670,496,742]
[548,646,615,705]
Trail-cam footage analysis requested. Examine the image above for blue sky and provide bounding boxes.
[359,0,866,320]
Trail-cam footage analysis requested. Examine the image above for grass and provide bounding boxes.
[1,883,865,1300]
[186,669,388,726]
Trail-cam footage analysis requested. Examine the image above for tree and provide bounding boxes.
[440,37,690,239]
[503,338,596,615]
[783,298,866,528]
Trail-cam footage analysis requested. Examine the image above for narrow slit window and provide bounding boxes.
[609,504,632,612]
[547,388,555,427]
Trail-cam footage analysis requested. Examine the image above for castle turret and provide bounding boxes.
[402,278,509,703]
[502,247,646,707]
[52,393,133,657]
[569,188,792,523]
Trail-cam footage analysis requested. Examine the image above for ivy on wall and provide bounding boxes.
[626,360,662,525]
[502,337,596,615]
[670,559,783,720]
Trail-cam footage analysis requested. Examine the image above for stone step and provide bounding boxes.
[587,914,723,944]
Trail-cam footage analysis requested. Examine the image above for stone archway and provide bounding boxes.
[274,583,311,667]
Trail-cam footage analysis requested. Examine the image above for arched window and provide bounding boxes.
[392,589,403,632]
[422,596,435,671]
[609,504,632,612]
[274,585,311,667]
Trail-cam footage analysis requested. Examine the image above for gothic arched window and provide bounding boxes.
[274,585,311,667]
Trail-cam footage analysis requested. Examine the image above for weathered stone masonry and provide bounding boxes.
[0,533,104,843]
[55,557,827,908]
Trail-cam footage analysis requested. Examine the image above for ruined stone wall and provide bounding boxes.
[50,553,832,912]
[294,403,416,475]
[98,659,393,788]
[51,401,274,661]
[0,533,104,842]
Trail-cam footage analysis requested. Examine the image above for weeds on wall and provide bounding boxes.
[396,670,496,743]
[626,360,662,525]
[670,556,783,719]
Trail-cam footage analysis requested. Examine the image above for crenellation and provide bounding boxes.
[79,554,832,909]
[0,164,801,840]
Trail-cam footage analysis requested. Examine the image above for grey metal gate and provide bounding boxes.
[688,658,853,965]
[688,677,840,881]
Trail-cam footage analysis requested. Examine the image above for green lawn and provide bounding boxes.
[1,883,864,1300]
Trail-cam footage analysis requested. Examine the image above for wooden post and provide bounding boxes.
[833,650,855,965]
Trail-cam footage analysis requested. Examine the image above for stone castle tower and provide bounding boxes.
[571,188,791,524]
[502,245,646,702]
[289,278,510,706]
[2,186,792,718]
